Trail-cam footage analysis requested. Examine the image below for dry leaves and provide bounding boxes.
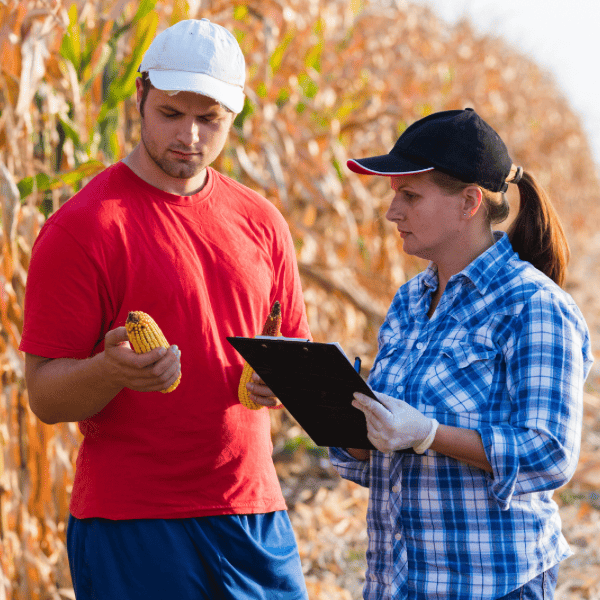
[1,0,600,598]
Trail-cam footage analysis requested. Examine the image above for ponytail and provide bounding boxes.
[429,168,570,287]
[506,170,570,287]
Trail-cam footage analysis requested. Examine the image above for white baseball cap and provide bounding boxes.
[138,19,246,114]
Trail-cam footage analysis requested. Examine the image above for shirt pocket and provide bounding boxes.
[423,342,499,413]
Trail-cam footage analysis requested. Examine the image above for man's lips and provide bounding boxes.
[170,149,198,159]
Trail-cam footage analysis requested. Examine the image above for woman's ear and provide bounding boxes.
[462,185,483,218]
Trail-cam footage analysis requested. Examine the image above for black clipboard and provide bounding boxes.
[227,336,379,449]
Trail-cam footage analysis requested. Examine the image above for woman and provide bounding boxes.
[330,109,594,599]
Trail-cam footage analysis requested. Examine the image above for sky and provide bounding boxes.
[403,0,600,167]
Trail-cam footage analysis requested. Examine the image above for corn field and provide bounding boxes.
[1,0,600,597]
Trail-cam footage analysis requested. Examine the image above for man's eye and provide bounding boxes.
[162,112,179,118]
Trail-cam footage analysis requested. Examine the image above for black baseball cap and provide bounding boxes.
[347,108,513,193]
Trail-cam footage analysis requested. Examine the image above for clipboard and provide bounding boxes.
[227,336,379,449]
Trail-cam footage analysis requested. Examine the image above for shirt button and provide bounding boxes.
[392,485,399,493]
[416,342,424,350]
[395,533,402,540]
[396,385,404,393]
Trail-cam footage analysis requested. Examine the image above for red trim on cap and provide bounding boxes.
[346,160,434,176]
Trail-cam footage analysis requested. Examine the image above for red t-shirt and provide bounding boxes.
[20,163,311,519]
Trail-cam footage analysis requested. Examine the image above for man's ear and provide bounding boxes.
[135,76,144,111]
[462,185,483,218]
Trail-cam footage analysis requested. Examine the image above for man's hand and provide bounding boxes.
[352,391,438,453]
[245,371,281,408]
[104,327,181,393]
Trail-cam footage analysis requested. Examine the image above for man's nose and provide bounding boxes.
[178,118,200,145]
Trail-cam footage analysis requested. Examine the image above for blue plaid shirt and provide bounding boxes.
[330,232,593,599]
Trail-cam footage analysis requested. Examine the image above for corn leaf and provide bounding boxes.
[60,4,81,69]
[269,29,296,75]
[17,160,105,199]
[98,10,158,122]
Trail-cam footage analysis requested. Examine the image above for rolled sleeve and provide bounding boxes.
[479,290,591,509]
[328,447,371,488]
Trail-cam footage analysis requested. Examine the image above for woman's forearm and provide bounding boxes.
[347,427,492,471]
[431,424,493,473]
[346,448,370,460]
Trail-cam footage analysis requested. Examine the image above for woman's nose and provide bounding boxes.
[386,197,405,222]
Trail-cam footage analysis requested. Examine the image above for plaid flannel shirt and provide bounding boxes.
[330,232,593,599]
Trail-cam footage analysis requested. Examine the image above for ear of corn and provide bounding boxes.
[125,311,181,393]
[238,301,281,410]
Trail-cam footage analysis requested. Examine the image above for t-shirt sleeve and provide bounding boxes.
[20,221,113,359]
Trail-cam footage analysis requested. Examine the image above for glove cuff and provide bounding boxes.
[413,419,439,454]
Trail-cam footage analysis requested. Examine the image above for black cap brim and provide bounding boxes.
[347,153,434,176]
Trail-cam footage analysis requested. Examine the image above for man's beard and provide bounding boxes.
[140,129,203,180]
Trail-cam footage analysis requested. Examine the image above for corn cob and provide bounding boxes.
[125,311,181,393]
[238,301,281,410]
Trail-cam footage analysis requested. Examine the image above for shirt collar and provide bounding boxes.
[420,231,514,296]
[455,231,513,294]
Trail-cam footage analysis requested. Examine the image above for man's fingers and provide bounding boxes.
[105,328,170,364]
[103,327,181,392]
[105,326,129,347]
[246,381,278,407]
[134,346,168,367]
[247,372,279,406]
[125,349,181,391]
[247,380,274,396]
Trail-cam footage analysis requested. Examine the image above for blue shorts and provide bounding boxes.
[67,511,309,600]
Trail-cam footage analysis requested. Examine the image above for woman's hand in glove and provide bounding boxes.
[352,391,438,454]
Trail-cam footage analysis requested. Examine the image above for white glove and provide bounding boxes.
[352,391,439,454]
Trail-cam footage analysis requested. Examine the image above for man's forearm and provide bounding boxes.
[25,328,181,424]
[26,353,123,424]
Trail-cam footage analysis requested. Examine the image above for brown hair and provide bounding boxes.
[428,169,570,287]
[139,72,153,118]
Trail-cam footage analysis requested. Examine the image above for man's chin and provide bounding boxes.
[159,160,204,180]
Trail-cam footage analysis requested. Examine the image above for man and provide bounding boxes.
[20,19,310,600]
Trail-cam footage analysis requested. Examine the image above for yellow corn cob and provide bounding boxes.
[125,311,181,393]
[238,301,281,410]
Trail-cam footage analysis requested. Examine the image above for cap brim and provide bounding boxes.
[147,70,245,114]
[347,154,434,176]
